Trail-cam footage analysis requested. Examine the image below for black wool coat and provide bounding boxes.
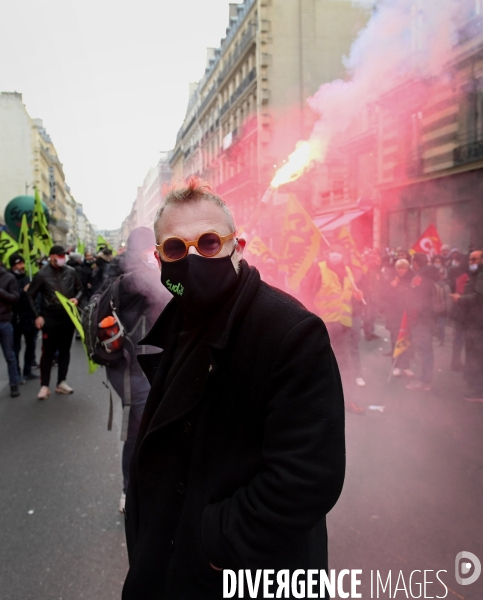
[122,262,346,600]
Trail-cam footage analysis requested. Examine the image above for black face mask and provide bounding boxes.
[161,253,238,315]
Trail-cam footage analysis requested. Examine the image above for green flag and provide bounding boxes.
[77,240,85,256]
[19,214,34,277]
[96,234,110,253]
[0,231,19,266]
[55,291,98,374]
[32,187,52,257]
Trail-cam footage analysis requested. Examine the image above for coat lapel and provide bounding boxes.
[138,262,261,438]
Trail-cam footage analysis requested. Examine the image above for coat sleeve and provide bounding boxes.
[458,272,483,308]
[0,276,20,305]
[201,316,346,569]
[26,272,43,317]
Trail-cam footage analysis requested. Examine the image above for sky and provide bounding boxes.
[0,0,242,229]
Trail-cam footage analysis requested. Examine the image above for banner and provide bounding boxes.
[32,187,52,257]
[77,240,85,256]
[337,225,366,273]
[19,214,37,277]
[246,235,278,262]
[279,194,322,291]
[393,310,410,358]
[410,224,442,257]
[0,232,19,266]
[55,291,98,374]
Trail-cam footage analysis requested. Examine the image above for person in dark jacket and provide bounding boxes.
[90,248,113,294]
[406,253,439,392]
[9,253,38,382]
[0,261,20,397]
[122,178,345,600]
[27,245,83,400]
[80,251,95,300]
[105,227,171,513]
[450,250,483,402]
[382,258,414,377]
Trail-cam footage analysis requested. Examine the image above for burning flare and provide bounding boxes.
[270,141,313,188]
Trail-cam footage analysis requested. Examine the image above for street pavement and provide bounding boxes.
[0,324,482,599]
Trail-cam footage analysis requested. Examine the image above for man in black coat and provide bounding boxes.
[450,249,483,402]
[9,253,38,382]
[122,178,346,600]
[0,260,20,397]
[27,245,83,400]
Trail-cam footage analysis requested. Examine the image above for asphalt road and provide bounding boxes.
[0,325,482,599]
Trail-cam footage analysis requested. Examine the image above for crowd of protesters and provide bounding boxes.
[0,244,118,398]
[251,241,483,408]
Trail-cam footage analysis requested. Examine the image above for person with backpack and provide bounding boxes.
[87,227,170,512]
[27,245,83,400]
[406,253,440,392]
[90,248,113,294]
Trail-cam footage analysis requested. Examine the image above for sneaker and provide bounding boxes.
[406,381,431,392]
[355,377,366,387]
[392,368,402,377]
[403,369,415,378]
[18,376,27,385]
[37,386,50,400]
[119,492,126,513]
[463,394,483,403]
[25,372,40,380]
[55,381,74,394]
[10,385,20,398]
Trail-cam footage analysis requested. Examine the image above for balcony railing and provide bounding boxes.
[453,139,483,165]
[231,67,256,105]
[456,14,483,45]
[217,23,256,87]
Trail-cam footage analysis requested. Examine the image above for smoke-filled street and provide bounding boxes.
[0,326,481,599]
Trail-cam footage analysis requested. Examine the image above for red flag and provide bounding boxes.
[410,224,442,256]
[393,311,410,358]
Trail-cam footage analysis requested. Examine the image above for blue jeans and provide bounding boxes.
[106,366,150,493]
[0,321,20,386]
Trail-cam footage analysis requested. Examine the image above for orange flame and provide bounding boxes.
[270,141,313,188]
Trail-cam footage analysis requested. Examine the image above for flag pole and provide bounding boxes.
[387,357,397,383]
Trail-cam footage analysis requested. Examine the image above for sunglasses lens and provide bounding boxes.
[163,238,186,260]
[198,233,222,256]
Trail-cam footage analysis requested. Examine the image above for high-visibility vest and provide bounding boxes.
[314,261,354,327]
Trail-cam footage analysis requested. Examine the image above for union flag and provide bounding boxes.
[410,224,442,257]
[279,194,322,291]
[393,311,410,358]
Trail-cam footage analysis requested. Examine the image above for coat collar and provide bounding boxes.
[137,261,261,436]
[140,260,261,353]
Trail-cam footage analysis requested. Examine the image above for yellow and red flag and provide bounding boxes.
[246,235,278,262]
[410,224,442,256]
[393,310,410,358]
[279,194,322,291]
[337,225,366,273]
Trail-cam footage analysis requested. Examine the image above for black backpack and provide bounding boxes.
[82,277,126,367]
[82,275,148,440]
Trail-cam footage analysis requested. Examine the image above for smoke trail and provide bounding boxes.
[307,0,467,158]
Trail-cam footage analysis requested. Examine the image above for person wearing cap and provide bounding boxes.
[121,178,345,599]
[9,253,38,382]
[91,247,113,294]
[27,245,83,400]
[0,258,20,397]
